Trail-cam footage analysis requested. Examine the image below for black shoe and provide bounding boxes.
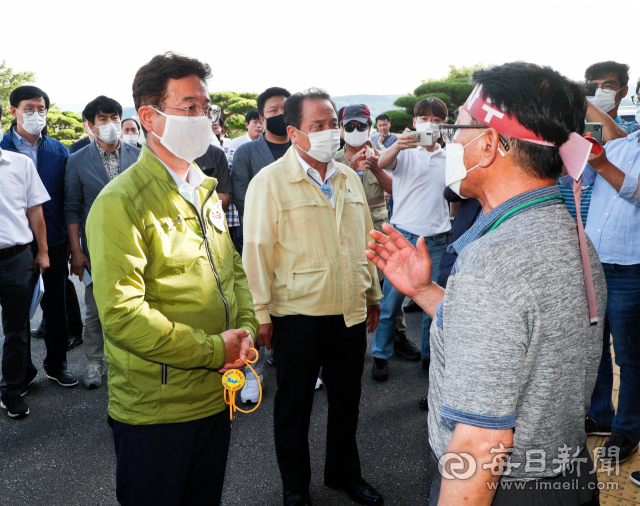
[46,370,79,387]
[20,368,38,397]
[325,477,383,505]
[393,333,420,360]
[268,353,277,366]
[30,323,44,339]
[67,334,84,351]
[1,395,30,418]
[402,300,421,313]
[371,358,388,382]
[283,490,312,506]
[631,471,640,487]
[419,394,429,411]
[598,431,639,464]
[585,416,612,436]
[422,357,430,370]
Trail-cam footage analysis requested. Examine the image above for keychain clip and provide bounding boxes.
[222,348,262,427]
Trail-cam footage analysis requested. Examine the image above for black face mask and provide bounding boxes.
[266,114,287,136]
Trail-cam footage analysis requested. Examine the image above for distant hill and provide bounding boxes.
[332,94,403,119]
[59,96,402,122]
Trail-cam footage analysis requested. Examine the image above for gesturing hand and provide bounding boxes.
[219,329,256,373]
[365,223,433,301]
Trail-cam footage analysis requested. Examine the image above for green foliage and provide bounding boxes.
[209,91,258,139]
[46,106,85,143]
[0,60,36,133]
[378,110,414,133]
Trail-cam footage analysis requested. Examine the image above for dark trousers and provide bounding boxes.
[111,411,231,506]
[30,242,68,373]
[588,262,640,442]
[229,225,243,255]
[65,266,82,335]
[0,248,37,397]
[272,314,366,496]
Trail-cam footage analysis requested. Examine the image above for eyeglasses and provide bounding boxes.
[586,81,621,94]
[148,103,221,123]
[264,107,284,116]
[632,95,640,105]
[343,123,368,133]
[440,124,510,152]
[20,107,48,117]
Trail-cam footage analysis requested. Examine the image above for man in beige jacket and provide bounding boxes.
[243,88,384,506]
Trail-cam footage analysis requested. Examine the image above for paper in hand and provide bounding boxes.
[30,273,45,320]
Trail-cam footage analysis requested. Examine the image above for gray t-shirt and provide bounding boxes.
[428,203,607,481]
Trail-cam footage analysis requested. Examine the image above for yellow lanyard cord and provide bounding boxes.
[222,348,262,427]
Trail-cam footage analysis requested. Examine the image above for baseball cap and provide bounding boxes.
[342,104,371,125]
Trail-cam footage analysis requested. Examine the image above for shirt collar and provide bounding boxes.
[416,143,443,156]
[95,140,121,155]
[12,128,42,147]
[449,185,562,255]
[294,150,339,182]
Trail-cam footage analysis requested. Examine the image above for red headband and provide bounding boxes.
[462,84,599,181]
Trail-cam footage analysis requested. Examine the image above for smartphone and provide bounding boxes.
[404,131,436,147]
[584,122,603,143]
[583,82,597,98]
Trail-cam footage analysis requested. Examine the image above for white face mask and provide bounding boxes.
[445,131,505,198]
[587,88,619,113]
[122,134,139,145]
[416,121,441,140]
[151,108,213,162]
[295,127,341,163]
[20,111,47,135]
[94,122,121,144]
[344,128,369,147]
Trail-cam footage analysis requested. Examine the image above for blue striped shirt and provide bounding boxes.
[557,182,592,228]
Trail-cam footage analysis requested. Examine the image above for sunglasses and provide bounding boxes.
[343,123,368,133]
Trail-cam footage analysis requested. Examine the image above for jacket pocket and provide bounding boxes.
[287,259,332,303]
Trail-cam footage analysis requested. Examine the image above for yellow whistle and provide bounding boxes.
[222,348,262,427]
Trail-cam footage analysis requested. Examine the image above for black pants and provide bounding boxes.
[30,242,68,373]
[0,248,37,397]
[229,225,243,255]
[65,265,82,335]
[111,411,231,506]
[272,314,366,495]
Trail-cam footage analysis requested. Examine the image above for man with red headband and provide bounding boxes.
[367,62,607,505]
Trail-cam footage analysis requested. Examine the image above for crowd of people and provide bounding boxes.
[0,53,639,506]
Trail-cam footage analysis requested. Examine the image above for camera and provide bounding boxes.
[582,82,597,98]
[404,131,437,147]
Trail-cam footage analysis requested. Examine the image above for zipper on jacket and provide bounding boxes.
[179,184,230,331]
[161,363,167,387]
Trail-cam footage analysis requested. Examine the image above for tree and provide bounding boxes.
[382,63,494,125]
[0,60,36,134]
[46,107,85,147]
[209,91,258,139]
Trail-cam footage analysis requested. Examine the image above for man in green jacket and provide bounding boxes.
[86,52,259,506]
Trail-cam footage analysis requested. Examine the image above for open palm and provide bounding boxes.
[365,223,433,300]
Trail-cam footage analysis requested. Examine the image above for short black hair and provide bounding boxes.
[122,118,141,131]
[585,61,630,88]
[471,62,587,180]
[132,52,212,133]
[214,116,225,129]
[376,113,391,122]
[337,107,346,126]
[414,97,448,120]
[284,88,337,130]
[10,85,50,110]
[245,110,260,123]
[83,96,123,125]
[257,87,291,116]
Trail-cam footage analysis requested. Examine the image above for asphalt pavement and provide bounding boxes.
[0,276,435,506]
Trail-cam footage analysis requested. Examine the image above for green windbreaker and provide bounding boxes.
[86,146,259,425]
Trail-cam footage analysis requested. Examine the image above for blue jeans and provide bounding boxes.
[588,263,640,442]
[372,228,447,360]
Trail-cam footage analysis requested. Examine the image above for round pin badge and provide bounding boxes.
[222,369,245,392]
[321,184,333,199]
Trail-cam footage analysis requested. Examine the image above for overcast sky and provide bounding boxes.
[4,0,638,110]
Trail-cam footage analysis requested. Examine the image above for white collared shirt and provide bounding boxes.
[152,153,204,210]
[294,150,339,208]
[0,147,50,248]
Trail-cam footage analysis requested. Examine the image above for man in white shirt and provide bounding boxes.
[0,141,51,419]
[226,110,263,150]
[372,97,450,384]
